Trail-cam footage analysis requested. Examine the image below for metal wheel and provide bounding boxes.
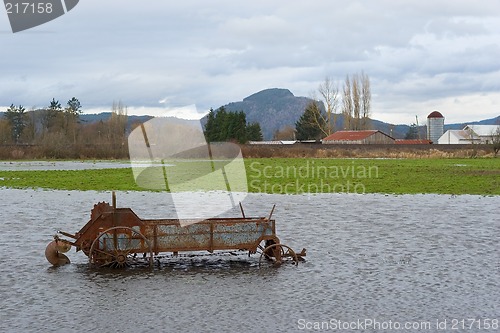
[259,243,298,267]
[89,226,153,268]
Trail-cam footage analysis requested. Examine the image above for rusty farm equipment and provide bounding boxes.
[46,193,305,268]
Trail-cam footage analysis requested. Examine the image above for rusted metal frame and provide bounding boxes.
[58,230,76,239]
[88,226,154,267]
[148,219,269,254]
[255,218,275,237]
[56,237,77,247]
[72,213,106,242]
[51,193,300,267]
[209,222,214,253]
[296,248,307,258]
[267,204,275,221]
[239,202,246,218]
[215,221,272,253]
[150,225,157,255]
[112,202,118,252]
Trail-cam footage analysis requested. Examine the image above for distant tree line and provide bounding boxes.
[492,125,500,156]
[204,106,263,143]
[0,98,129,158]
[405,123,419,139]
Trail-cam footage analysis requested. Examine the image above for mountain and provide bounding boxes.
[206,88,417,139]
[220,88,316,140]
[2,97,498,140]
[214,89,499,140]
[443,116,500,130]
[0,110,153,132]
[79,113,153,129]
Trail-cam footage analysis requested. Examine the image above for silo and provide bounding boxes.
[427,111,444,143]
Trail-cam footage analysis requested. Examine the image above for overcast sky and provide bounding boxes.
[1,0,499,124]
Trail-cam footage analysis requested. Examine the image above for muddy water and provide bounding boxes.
[0,189,498,332]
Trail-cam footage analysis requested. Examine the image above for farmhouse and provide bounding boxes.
[322,130,395,144]
[437,130,481,144]
[438,124,500,144]
[462,125,500,144]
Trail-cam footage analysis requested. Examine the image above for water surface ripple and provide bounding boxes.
[0,189,498,332]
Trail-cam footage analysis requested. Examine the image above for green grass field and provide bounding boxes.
[0,158,499,195]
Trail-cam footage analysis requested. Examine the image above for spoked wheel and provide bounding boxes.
[259,243,298,267]
[89,226,153,268]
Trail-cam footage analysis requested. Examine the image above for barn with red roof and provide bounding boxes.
[322,130,395,144]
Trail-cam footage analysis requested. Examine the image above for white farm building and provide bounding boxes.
[438,124,499,144]
[463,125,500,144]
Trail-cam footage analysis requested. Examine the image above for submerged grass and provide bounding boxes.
[0,168,141,192]
[245,158,500,195]
[0,158,498,195]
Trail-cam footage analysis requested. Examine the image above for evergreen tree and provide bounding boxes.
[230,111,247,143]
[42,98,63,132]
[216,106,229,141]
[64,97,82,142]
[65,97,82,117]
[246,122,263,141]
[204,108,217,142]
[5,104,26,143]
[404,123,419,139]
[204,107,263,143]
[49,98,62,111]
[295,102,326,140]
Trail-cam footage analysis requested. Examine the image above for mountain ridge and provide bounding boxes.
[221,88,314,139]
[1,88,498,140]
[212,88,499,140]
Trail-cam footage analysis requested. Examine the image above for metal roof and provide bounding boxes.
[427,111,444,118]
[443,130,479,140]
[463,125,500,136]
[323,130,381,141]
[395,139,432,144]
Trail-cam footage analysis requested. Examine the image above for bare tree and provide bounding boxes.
[360,71,371,129]
[342,72,372,130]
[0,118,10,144]
[109,100,128,145]
[317,77,339,135]
[342,75,353,130]
[352,74,361,130]
[491,126,500,156]
[273,125,296,140]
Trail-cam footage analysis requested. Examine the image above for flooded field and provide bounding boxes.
[0,160,133,171]
[0,189,498,332]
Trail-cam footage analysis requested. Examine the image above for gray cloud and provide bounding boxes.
[1,0,499,124]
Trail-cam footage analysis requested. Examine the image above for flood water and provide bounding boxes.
[0,188,498,332]
[0,160,133,171]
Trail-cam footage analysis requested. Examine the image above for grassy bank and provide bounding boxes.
[0,158,499,195]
